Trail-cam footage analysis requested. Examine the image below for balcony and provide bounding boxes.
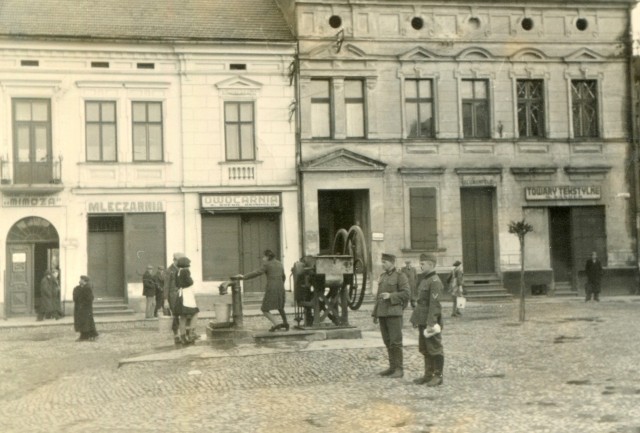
[0,156,64,195]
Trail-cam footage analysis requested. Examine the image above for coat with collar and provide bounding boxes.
[372,268,410,318]
[410,270,443,327]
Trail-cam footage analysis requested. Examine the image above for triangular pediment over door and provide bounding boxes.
[301,149,386,172]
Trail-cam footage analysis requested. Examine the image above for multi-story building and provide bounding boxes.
[278,0,638,296]
[0,0,299,318]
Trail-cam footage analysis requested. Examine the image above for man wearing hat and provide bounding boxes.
[448,260,464,317]
[372,253,411,378]
[400,260,418,308]
[410,253,445,386]
[142,264,157,319]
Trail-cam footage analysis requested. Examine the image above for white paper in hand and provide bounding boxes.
[423,323,441,338]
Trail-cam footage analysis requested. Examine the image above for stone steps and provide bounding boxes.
[463,275,512,302]
[93,298,136,316]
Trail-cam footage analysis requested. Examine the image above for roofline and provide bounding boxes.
[0,34,296,45]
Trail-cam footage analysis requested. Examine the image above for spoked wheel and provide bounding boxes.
[345,225,368,310]
[332,228,349,255]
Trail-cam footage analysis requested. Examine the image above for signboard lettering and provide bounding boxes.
[525,186,601,201]
[87,201,164,213]
[3,196,62,207]
[201,194,281,209]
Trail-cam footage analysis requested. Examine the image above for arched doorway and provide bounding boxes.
[6,216,59,316]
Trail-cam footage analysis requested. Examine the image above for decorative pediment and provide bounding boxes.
[398,47,442,62]
[301,149,386,172]
[306,43,367,59]
[215,76,263,91]
[564,48,605,63]
[455,47,495,61]
[510,48,548,62]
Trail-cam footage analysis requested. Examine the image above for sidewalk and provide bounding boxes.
[1,294,637,329]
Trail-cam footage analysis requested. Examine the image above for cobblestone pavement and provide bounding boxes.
[1,298,640,433]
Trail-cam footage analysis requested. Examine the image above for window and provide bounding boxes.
[517,80,545,138]
[405,79,434,138]
[86,101,117,162]
[461,79,490,138]
[410,188,437,249]
[224,102,255,161]
[571,80,599,138]
[12,98,52,184]
[310,79,332,138]
[345,79,365,138]
[132,101,163,161]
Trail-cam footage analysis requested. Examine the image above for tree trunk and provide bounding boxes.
[519,236,526,322]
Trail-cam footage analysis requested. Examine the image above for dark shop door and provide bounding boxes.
[549,207,572,282]
[88,216,125,299]
[460,187,496,274]
[241,214,280,293]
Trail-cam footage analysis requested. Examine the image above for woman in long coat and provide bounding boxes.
[38,270,61,320]
[239,249,289,331]
[73,275,98,341]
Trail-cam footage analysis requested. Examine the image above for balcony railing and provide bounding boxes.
[0,155,64,194]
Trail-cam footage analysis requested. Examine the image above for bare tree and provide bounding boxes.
[508,220,534,322]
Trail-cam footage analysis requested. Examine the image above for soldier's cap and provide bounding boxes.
[381,253,396,262]
[80,275,90,282]
[419,253,437,264]
[453,260,462,267]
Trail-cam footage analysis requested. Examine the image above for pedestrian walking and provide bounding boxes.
[410,253,445,387]
[447,260,464,317]
[142,265,156,319]
[585,251,603,302]
[372,253,411,379]
[163,253,183,345]
[400,260,418,308]
[154,266,165,317]
[236,249,289,332]
[73,275,98,342]
[37,269,62,321]
[174,256,199,345]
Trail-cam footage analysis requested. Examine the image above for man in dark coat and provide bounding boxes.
[37,270,61,321]
[585,251,604,302]
[237,249,288,332]
[154,266,165,317]
[372,253,411,378]
[73,275,98,341]
[163,253,183,345]
[142,265,156,319]
[410,253,444,387]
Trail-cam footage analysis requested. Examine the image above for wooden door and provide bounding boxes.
[571,206,606,283]
[549,207,573,282]
[6,244,33,314]
[241,214,280,293]
[88,231,125,299]
[460,188,496,274]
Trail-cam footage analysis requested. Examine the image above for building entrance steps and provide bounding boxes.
[463,274,512,302]
[92,298,136,316]
[552,282,579,297]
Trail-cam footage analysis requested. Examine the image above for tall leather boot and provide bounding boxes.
[379,348,395,376]
[413,355,433,384]
[426,354,444,386]
[388,347,404,378]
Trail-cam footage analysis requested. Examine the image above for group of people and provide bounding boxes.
[142,265,166,319]
[37,269,63,321]
[373,253,464,387]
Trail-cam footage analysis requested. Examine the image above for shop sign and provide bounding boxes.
[525,186,601,201]
[460,176,497,187]
[201,193,281,209]
[3,195,62,207]
[87,201,165,213]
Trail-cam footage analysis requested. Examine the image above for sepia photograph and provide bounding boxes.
[0,0,639,432]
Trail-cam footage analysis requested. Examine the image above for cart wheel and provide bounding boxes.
[332,228,349,255]
[346,225,368,310]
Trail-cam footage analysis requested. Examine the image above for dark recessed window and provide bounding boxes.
[521,18,534,31]
[136,63,155,70]
[20,60,39,67]
[411,17,424,30]
[230,64,247,70]
[329,15,342,29]
[576,18,588,31]
[91,61,110,69]
[468,17,481,29]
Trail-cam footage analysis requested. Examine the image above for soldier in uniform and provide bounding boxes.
[400,260,418,308]
[372,253,411,378]
[410,253,445,387]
